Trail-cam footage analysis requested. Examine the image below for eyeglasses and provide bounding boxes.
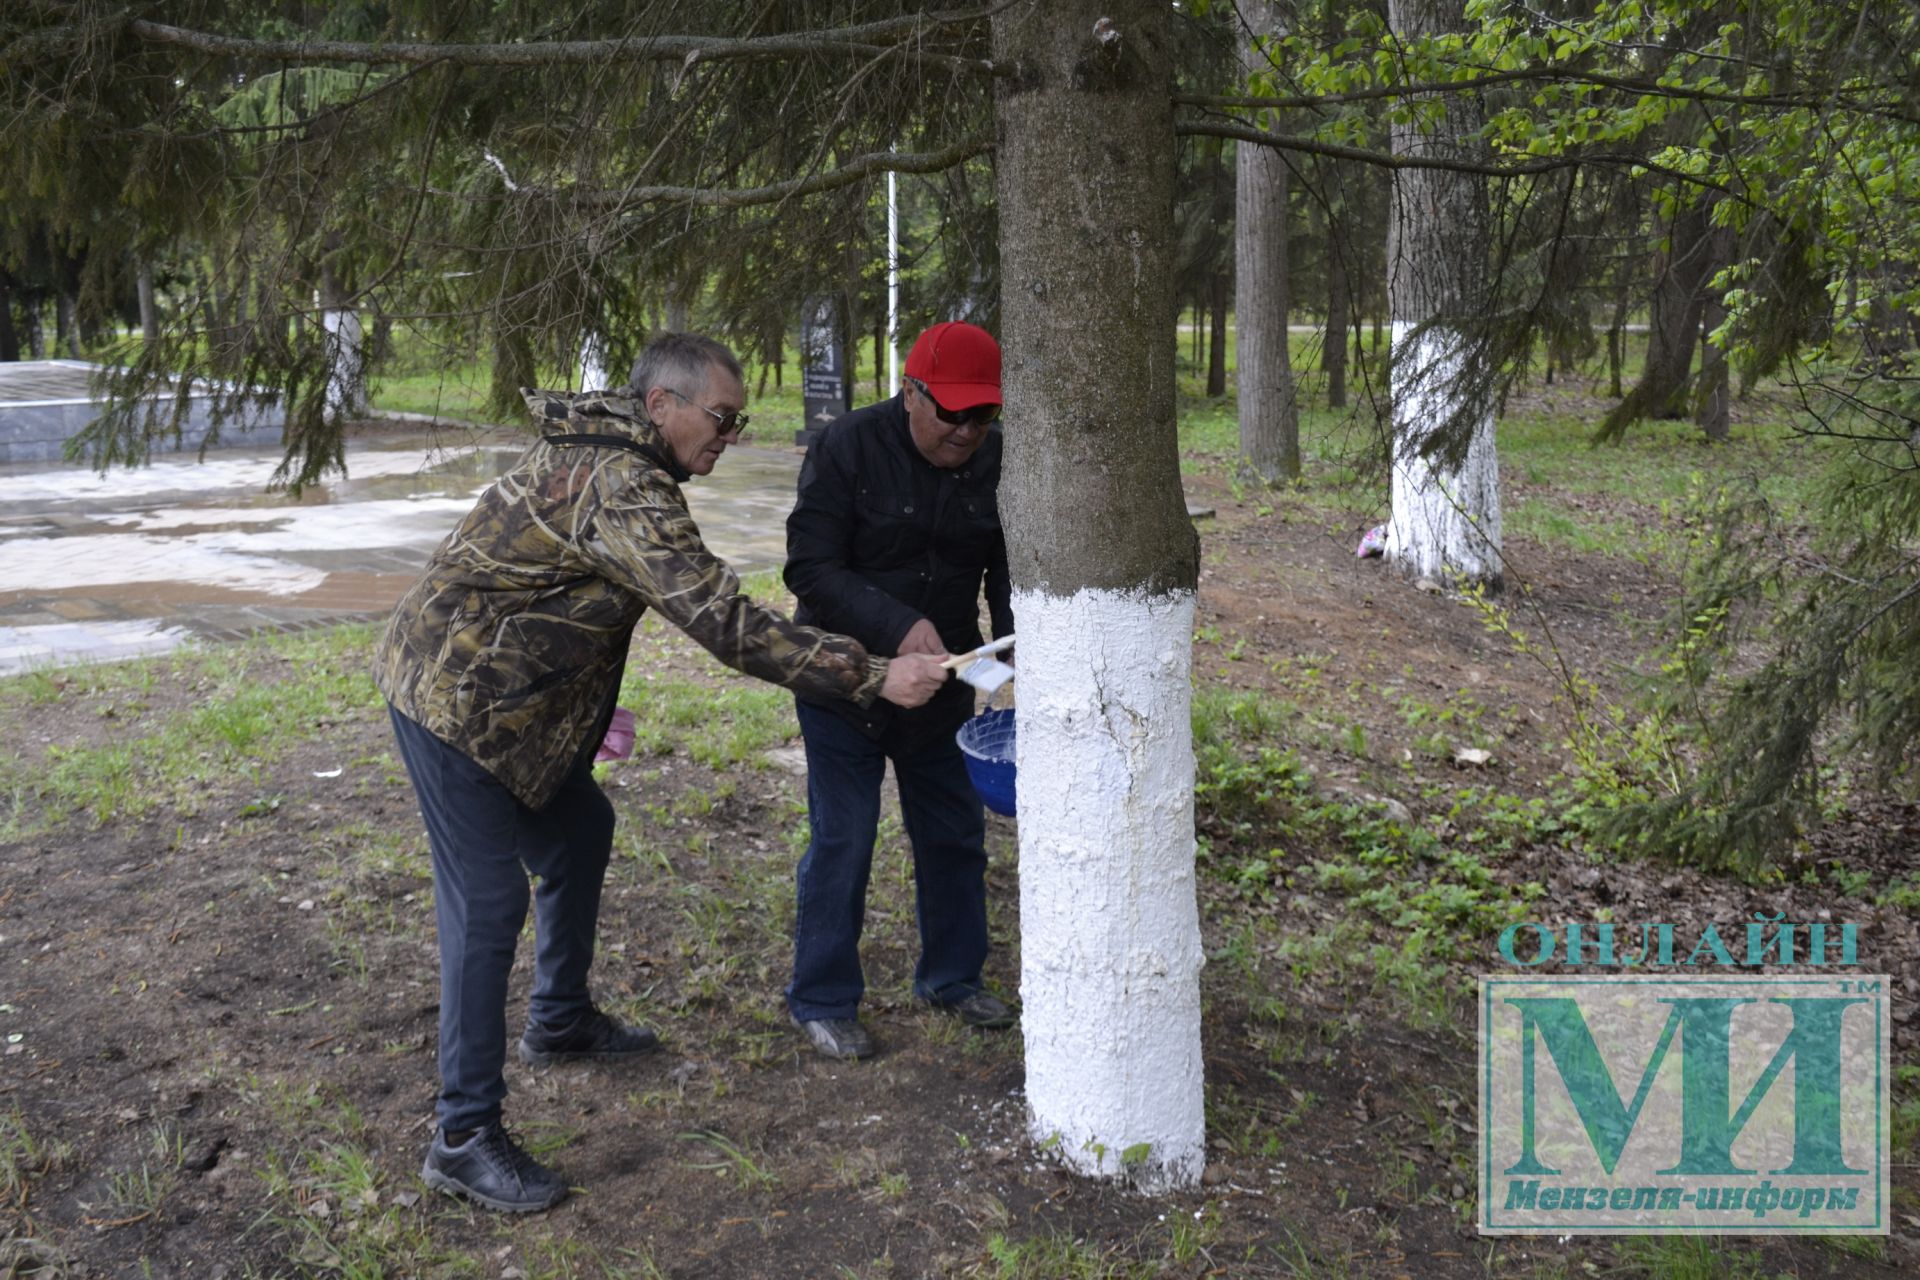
[666,388,750,439]
[908,377,1000,429]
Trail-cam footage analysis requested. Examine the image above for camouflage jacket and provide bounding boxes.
[374,388,889,809]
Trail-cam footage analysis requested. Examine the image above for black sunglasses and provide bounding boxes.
[908,377,1000,428]
[666,387,751,439]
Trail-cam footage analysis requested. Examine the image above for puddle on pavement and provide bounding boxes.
[0,433,803,674]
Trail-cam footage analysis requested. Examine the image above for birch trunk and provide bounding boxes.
[1384,0,1501,590]
[993,0,1204,1192]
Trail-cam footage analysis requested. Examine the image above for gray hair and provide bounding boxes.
[624,333,743,400]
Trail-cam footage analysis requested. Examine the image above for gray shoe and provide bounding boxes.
[420,1121,566,1213]
[937,991,1017,1029]
[790,1013,876,1060]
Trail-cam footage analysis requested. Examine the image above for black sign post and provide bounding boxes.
[797,295,853,447]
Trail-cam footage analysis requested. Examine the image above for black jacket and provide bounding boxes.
[786,393,1013,744]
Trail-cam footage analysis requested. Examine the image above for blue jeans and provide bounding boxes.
[387,706,613,1132]
[787,700,991,1021]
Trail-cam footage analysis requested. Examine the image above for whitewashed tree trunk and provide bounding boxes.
[319,269,365,421]
[993,0,1206,1192]
[137,261,159,345]
[578,331,609,392]
[1234,0,1300,483]
[1384,0,1502,590]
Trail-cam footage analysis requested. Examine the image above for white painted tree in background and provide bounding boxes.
[318,265,366,423]
[993,0,1206,1191]
[1384,0,1502,588]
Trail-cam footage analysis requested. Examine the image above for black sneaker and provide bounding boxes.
[934,991,1017,1029]
[790,1013,877,1060]
[517,1007,660,1067]
[420,1122,566,1213]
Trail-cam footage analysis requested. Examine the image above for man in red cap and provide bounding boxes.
[782,321,1016,1059]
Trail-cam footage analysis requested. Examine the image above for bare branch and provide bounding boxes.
[458,138,997,211]
[122,11,1004,76]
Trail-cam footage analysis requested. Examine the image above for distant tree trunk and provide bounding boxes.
[1206,271,1228,397]
[25,299,44,359]
[1597,202,1713,439]
[1384,0,1502,590]
[666,297,690,332]
[1695,224,1735,442]
[1325,219,1350,409]
[578,331,609,392]
[993,0,1204,1192]
[0,283,17,362]
[873,311,884,400]
[1606,283,1629,398]
[1234,0,1300,483]
[137,261,159,345]
[55,292,80,358]
[1190,296,1203,367]
[319,265,365,421]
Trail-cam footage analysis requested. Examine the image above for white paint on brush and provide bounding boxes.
[1013,585,1205,1191]
[1385,322,1502,585]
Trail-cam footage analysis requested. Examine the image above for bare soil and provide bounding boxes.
[0,465,1913,1278]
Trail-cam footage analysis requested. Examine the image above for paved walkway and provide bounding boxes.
[0,427,799,674]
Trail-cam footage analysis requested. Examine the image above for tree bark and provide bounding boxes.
[1325,213,1350,409]
[1233,0,1300,483]
[1206,272,1229,397]
[0,282,17,362]
[1695,224,1735,442]
[1596,201,1714,439]
[992,0,1203,1191]
[137,261,159,345]
[1384,0,1502,590]
[1606,283,1629,399]
[56,292,80,358]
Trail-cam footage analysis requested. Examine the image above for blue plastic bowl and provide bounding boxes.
[956,708,1017,817]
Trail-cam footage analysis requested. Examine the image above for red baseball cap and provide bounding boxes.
[904,322,1002,411]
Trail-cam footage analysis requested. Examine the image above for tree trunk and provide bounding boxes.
[137,261,159,345]
[1597,201,1714,439]
[0,284,17,362]
[56,292,80,358]
[1325,221,1350,409]
[319,266,365,421]
[1206,271,1228,397]
[666,297,690,332]
[1695,225,1735,442]
[1384,0,1502,590]
[1234,0,1300,483]
[1606,283,1629,399]
[579,331,609,392]
[992,0,1204,1192]
[25,299,44,359]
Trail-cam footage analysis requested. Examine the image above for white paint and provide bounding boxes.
[579,331,609,393]
[322,306,365,421]
[1013,585,1205,1191]
[1385,321,1502,586]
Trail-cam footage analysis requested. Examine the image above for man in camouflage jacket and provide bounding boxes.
[375,333,949,1212]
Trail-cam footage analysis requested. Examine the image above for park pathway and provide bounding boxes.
[0,427,798,674]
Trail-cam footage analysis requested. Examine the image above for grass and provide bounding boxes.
[0,624,383,831]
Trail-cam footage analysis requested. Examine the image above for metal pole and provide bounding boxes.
[887,165,900,390]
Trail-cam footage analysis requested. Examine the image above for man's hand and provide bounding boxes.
[897,618,945,656]
[879,653,951,708]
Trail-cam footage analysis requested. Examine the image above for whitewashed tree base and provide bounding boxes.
[1013,585,1205,1191]
[579,332,609,394]
[1385,322,1502,586]
[321,307,365,421]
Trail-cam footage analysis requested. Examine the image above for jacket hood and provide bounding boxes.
[521,386,690,482]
